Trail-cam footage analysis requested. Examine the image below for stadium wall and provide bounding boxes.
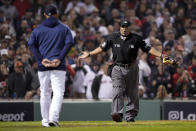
[33,100,161,121]
[1,100,196,121]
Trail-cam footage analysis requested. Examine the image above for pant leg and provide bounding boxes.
[49,70,66,122]
[38,71,52,125]
[111,65,125,115]
[124,63,139,120]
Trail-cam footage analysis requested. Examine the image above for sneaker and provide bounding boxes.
[126,117,135,122]
[112,113,122,122]
[42,123,50,127]
[49,121,60,127]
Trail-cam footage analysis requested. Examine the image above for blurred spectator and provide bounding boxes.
[183,28,196,55]
[138,84,145,99]
[20,8,35,28]
[108,9,120,25]
[8,60,32,99]
[128,9,142,28]
[70,60,86,98]
[174,7,186,38]
[188,55,196,80]
[31,0,45,17]
[138,52,151,97]
[83,62,101,99]
[182,19,192,56]
[172,65,187,98]
[91,62,113,99]
[0,40,8,49]
[83,0,98,15]
[0,0,19,24]
[147,63,171,98]
[99,0,112,25]
[98,19,109,36]
[64,0,85,14]
[4,35,12,44]
[13,0,32,18]
[25,58,40,100]
[0,49,13,69]
[154,2,163,28]
[107,24,114,34]
[136,1,147,20]
[118,0,128,19]
[64,63,75,98]
[94,31,105,47]
[0,23,9,39]
[163,30,176,48]
[4,17,16,37]
[156,85,169,100]
[16,19,30,40]
[175,70,192,98]
[83,40,96,51]
[0,63,8,98]
[74,6,86,28]
[0,9,5,24]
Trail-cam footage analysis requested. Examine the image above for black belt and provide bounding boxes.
[114,62,135,68]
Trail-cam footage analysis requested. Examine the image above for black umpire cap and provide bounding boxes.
[120,20,131,27]
[45,4,58,16]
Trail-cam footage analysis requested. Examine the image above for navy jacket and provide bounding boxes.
[28,16,74,71]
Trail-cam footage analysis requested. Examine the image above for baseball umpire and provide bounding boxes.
[28,5,74,127]
[79,20,166,122]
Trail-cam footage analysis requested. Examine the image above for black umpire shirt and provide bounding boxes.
[100,32,151,64]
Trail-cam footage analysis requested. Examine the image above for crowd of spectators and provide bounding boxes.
[0,0,196,100]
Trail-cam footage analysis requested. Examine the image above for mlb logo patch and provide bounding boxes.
[129,45,134,48]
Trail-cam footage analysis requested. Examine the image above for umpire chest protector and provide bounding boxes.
[101,32,151,64]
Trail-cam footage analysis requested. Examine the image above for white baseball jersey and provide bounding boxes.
[84,70,113,99]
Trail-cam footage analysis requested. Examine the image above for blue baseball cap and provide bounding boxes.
[45,4,57,16]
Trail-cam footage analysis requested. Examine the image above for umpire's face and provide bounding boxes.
[120,26,131,36]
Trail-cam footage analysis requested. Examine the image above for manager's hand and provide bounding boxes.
[51,59,61,67]
[42,58,51,67]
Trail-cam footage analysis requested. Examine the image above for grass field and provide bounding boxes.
[0,121,196,131]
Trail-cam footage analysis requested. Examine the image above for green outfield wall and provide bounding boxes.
[34,100,161,121]
[1,100,196,121]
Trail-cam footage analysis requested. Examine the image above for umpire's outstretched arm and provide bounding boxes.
[149,47,162,58]
[79,47,103,59]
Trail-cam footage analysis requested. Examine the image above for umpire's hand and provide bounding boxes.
[78,51,90,59]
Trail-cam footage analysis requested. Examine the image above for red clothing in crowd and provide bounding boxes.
[188,64,196,80]
[14,0,31,18]
[172,73,181,96]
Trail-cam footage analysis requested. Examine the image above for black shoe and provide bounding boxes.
[112,113,122,122]
[126,117,135,122]
[49,121,60,127]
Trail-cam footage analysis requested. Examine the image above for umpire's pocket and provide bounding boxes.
[107,64,114,77]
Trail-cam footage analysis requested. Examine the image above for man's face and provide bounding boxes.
[120,26,130,36]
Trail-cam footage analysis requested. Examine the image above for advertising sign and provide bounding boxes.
[163,101,196,120]
[0,102,34,121]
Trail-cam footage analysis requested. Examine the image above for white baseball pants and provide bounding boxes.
[38,70,66,125]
